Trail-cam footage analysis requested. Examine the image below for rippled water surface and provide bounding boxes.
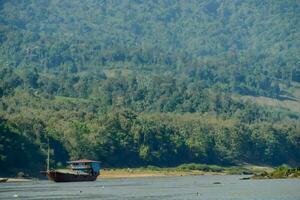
[1,175,300,200]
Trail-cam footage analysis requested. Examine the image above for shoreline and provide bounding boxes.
[0,178,33,182]
[0,173,225,182]
[97,164,275,179]
[0,171,229,182]
[0,165,278,181]
[98,169,225,179]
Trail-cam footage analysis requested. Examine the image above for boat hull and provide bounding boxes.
[0,178,8,183]
[46,170,98,182]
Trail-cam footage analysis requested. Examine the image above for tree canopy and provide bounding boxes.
[0,0,299,176]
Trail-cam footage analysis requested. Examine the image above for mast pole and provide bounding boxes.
[47,138,50,171]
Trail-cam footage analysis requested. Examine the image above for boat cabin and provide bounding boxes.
[67,159,100,175]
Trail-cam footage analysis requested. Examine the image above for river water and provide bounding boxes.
[1,175,300,200]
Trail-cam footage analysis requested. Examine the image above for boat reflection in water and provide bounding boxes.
[43,160,101,182]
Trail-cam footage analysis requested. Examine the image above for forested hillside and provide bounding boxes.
[0,0,300,176]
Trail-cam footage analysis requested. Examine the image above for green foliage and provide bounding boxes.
[0,1,300,175]
[253,166,300,179]
[1,92,300,175]
[177,163,224,172]
[0,0,299,98]
[0,117,44,176]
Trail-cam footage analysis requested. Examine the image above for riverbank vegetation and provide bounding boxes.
[252,166,300,179]
[98,164,273,178]
[1,107,299,177]
[0,0,299,177]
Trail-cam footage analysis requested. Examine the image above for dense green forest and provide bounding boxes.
[0,0,300,176]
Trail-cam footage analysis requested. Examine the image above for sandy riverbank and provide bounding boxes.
[98,164,275,179]
[0,178,33,182]
[98,169,224,179]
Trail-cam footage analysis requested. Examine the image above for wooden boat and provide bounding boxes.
[0,178,8,183]
[41,139,101,182]
[44,160,101,182]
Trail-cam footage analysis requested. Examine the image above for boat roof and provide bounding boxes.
[67,159,100,163]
